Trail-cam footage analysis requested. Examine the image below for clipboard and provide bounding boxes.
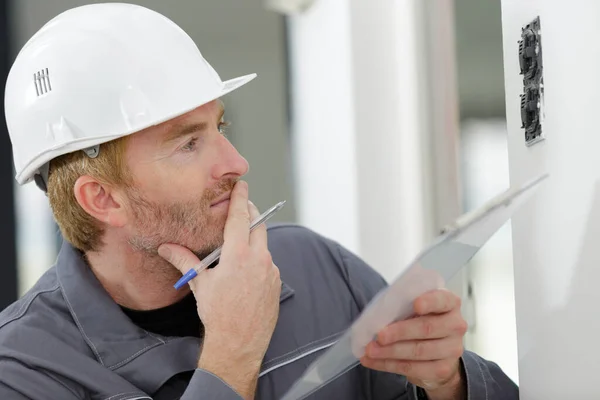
[281,173,548,400]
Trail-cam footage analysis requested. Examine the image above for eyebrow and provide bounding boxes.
[162,122,208,145]
[161,102,225,145]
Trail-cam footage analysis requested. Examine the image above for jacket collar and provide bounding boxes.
[56,240,295,393]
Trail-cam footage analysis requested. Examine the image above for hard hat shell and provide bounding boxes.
[4,3,256,186]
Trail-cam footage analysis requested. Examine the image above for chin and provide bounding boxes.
[189,225,226,257]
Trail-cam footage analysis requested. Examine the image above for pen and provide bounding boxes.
[173,200,287,289]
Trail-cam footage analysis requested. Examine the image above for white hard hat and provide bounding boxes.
[4,3,256,191]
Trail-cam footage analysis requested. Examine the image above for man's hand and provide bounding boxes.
[158,181,281,399]
[360,289,468,400]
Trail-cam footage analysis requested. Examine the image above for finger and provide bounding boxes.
[366,337,464,361]
[158,243,202,275]
[248,200,268,249]
[359,357,459,386]
[376,311,468,344]
[414,289,460,315]
[222,181,250,245]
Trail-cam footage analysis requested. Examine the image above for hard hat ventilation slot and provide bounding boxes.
[34,68,52,96]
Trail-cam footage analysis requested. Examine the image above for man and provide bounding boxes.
[0,3,518,400]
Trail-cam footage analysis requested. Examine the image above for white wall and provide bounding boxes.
[350,0,431,280]
[287,0,360,255]
[460,119,519,384]
[501,0,600,397]
[288,0,464,285]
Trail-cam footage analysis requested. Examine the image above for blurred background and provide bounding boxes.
[0,0,519,385]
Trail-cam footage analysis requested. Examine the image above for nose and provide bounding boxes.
[210,134,249,180]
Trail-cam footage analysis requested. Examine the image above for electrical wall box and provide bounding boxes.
[518,16,544,146]
[521,84,542,143]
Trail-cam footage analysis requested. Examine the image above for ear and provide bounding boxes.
[73,176,128,228]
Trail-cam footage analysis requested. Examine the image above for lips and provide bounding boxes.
[210,192,231,207]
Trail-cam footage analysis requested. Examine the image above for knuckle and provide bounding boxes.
[273,273,282,288]
[170,253,186,268]
[412,341,425,359]
[398,361,412,375]
[421,319,434,337]
[455,318,468,335]
[272,263,281,279]
[257,249,273,266]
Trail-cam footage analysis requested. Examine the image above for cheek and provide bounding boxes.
[169,150,216,185]
[142,165,211,202]
[129,145,221,203]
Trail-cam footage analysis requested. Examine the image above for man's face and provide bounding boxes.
[121,100,249,259]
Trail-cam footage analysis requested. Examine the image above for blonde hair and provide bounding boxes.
[47,137,131,252]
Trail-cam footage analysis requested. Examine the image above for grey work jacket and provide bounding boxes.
[0,224,519,399]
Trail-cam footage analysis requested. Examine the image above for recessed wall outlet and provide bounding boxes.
[518,16,545,146]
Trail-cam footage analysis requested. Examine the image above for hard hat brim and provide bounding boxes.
[16,72,257,185]
[220,73,257,96]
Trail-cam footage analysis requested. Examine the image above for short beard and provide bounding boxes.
[126,179,237,261]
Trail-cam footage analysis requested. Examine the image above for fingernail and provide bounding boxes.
[158,246,171,260]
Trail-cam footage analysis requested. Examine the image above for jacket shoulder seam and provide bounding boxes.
[335,243,365,310]
[0,284,60,331]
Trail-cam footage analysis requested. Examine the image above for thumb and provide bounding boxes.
[158,243,200,275]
